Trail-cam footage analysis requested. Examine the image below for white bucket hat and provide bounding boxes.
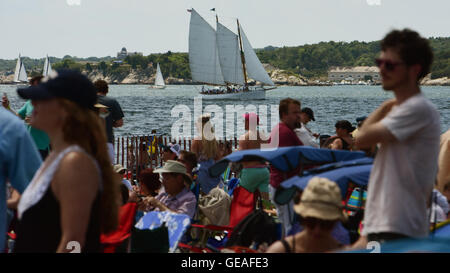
[294,177,347,222]
[154,160,192,184]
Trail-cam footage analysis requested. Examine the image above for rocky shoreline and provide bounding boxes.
[1,69,449,86]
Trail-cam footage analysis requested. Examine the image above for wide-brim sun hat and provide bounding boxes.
[154,160,192,184]
[294,177,347,222]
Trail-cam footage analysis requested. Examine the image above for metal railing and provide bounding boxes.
[114,135,238,177]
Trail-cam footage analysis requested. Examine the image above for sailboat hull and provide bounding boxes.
[200,87,273,100]
[149,85,166,89]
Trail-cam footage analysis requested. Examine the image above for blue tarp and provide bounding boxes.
[275,158,373,205]
[344,237,450,253]
[430,220,450,239]
[135,211,191,253]
[209,146,366,177]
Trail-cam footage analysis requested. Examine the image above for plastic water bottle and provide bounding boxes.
[7,238,14,253]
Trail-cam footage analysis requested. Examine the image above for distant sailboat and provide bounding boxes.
[42,55,53,77]
[188,8,276,100]
[13,54,28,83]
[149,63,166,89]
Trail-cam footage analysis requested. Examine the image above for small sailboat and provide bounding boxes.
[188,8,276,100]
[149,63,166,89]
[13,54,28,83]
[42,55,53,77]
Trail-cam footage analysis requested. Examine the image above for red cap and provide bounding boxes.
[243,112,260,125]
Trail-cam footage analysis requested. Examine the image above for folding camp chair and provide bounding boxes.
[178,185,277,253]
[276,157,372,244]
[100,202,138,253]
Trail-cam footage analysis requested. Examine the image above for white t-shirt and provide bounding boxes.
[362,93,441,238]
[294,123,319,148]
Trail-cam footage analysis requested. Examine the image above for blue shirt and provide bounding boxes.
[0,108,42,252]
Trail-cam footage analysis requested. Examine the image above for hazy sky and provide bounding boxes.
[1,0,449,59]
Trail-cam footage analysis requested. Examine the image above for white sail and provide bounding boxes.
[155,63,165,86]
[239,25,274,86]
[188,9,224,85]
[14,55,28,83]
[13,56,21,82]
[43,55,53,77]
[19,62,28,82]
[216,22,245,86]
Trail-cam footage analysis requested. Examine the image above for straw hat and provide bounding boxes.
[113,164,126,174]
[154,160,192,184]
[294,177,347,222]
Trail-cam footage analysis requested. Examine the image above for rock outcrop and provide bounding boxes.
[1,68,448,86]
[421,77,450,86]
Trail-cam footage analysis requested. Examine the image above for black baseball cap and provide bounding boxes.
[301,107,315,121]
[17,70,97,110]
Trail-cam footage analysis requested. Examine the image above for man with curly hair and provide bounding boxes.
[355,29,440,245]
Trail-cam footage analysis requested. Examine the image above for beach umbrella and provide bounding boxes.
[275,157,373,205]
[209,146,366,177]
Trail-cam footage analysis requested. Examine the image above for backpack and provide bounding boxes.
[225,197,278,248]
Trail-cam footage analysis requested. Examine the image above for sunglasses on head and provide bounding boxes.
[375,58,405,71]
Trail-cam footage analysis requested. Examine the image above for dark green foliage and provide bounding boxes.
[257,38,448,78]
[1,38,448,79]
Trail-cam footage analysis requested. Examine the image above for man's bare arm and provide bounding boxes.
[355,99,397,149]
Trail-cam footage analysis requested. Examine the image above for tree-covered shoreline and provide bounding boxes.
[1,37,448,80]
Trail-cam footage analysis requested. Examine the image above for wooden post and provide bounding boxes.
[121,137,124,167]
[135,137,139,179]
[126,137,129,179]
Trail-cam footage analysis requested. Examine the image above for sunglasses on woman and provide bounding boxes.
[375,58,405,71]
[302,217,336,230]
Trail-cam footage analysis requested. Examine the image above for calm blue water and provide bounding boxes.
[1,84,449,138]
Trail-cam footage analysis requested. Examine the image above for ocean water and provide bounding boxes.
[1,84,449,139]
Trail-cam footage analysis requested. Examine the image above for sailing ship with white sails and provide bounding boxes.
[149,63,166,89]
[42,55,53,77]
[13,54,28,83]
[188,8,276,100]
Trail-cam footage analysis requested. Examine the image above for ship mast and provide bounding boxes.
[237,19,248,88]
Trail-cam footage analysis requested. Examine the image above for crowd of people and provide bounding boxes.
[200,85,249,95]
[1,28,449,253]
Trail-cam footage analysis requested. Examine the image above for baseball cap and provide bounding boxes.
[17,70,97,110]
[301,107,315,121]
[159,143,181,156]
[113,164,126,174]
[356,116,367,126]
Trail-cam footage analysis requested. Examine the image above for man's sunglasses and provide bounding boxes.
[375,58,405,71]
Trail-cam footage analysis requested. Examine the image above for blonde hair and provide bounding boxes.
[196,114,218,160]
[58,98,120,233]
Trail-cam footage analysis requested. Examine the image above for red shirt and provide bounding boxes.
[268,122,303,188]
